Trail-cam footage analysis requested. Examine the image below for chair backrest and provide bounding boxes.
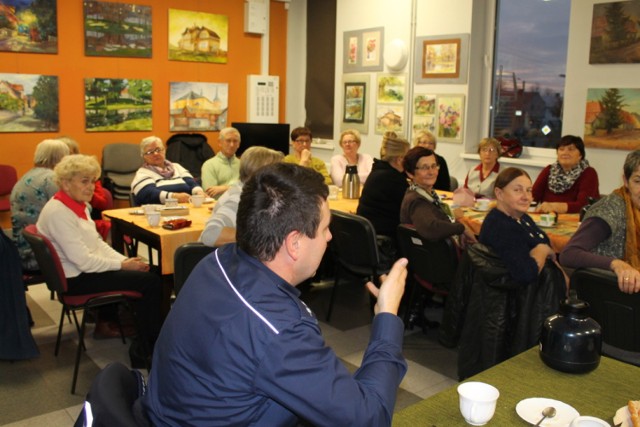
[22,224,68,295]
[449,176,459,191]
[396,224,458,293]
[329,210,381,278]
[165,133,213,180]
[75,362,148,427]
[173,242,216,296]
[102,144,143,200]
[572,268,640,352]
[0,164,18,196]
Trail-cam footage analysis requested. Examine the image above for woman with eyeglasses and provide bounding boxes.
[464,137,502,198]
[413,130,451,191]
[131,136,204,206]
[401,146,477,243]
[283,126,332,185]
[330,129,373,186]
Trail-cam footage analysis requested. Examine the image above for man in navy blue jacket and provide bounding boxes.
[143,162,408,426]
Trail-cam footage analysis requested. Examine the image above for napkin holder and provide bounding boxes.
[160,206,190,216]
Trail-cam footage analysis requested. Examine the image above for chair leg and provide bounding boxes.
[55,308,66,356]
[72,310,89,394]
[71,310,87,352]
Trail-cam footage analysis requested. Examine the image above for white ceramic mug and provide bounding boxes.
[540,213,554,226]
[476,199,490,211]
[190,194,205,208]
[146,212,161,227]
[165,197,178,207]
[457,382,500,426]
[569,416,610,427]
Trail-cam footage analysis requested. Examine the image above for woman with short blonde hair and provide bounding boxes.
[330,129,374,186]
[464,137,502,198]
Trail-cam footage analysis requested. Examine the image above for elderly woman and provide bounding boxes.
[560,150,640,294]
[464,137,501,198]
[357,132,410,239]
[11,139,70,272]
[200,146,284,247]
[37,154,162,366]
[330,129,373,186]
[132,136,204,205]
[400,146,476,243]
[284,126,332,185]
[533,135,599,214]
[414,130,451,191]
[479,167,556,284]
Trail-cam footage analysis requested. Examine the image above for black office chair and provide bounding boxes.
[173,242,216,297]
[326,210,388,321]
[74,362,150,427]
[397,224,459,331]
[22,225,142,394]
[572,268,640,366]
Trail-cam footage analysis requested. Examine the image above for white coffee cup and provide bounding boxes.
[539,213,554,226]
[476,199,490,211]
[328,185,339,200]
[569,416,610,427]
[190,194,205,208]
[165,197,178,207]
[146,212,161,227]
[457,381,499,426]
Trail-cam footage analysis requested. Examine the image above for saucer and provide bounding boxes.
[204,197,215,204]
[614,405,631,427]
[472,206,490,212]
[536,222,556,229]
[516,397,579,426]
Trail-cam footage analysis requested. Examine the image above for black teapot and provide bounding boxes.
[539,291,602,373]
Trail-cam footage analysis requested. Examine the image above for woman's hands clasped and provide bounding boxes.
[121,257,150,272]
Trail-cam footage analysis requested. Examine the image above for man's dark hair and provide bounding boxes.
[237,163,329,262]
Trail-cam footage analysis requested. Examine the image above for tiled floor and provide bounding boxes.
[1,276,458,426]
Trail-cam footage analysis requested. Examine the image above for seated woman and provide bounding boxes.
[413,130,451,191]
[37,154,162,366]
[400,146,476,244]
[283,126,332,185]
[479,167,556,284]
[464,137,501,198]
[200,146,283,247]
[560,150,640,294]
[533,135,599,214]
[132,136,204,205]
[11,139,69,273]
[330,129,373,186]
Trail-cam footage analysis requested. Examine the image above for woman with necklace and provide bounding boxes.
[330,129,373,186]
[479,167,556,284]
[400,146,476,244]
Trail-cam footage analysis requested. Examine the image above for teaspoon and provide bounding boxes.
[534,406,557,426]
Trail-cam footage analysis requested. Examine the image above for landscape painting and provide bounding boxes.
[377,74,405,104]
[168,9,228,63]
[0,73,59,132]
[170,81,228,131]
[343,82,366,123]
[590,1,640,64]
[84,1,152,58]
[84,78,152,132]
[0,0,58,53]
[375,104,404,135]
[584,88,640,150]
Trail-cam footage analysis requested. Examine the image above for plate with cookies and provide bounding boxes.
[614,400,639,427]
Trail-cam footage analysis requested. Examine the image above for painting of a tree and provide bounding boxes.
[590,1,640,64]
[84,77,152,131]
[0,73,59,132]
[600,88,625,134]
[584,88,640,150]
[32,75,59,128]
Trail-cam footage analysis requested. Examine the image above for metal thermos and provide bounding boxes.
[342,165,360,199]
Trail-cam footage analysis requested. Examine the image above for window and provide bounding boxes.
[490,0,570,148]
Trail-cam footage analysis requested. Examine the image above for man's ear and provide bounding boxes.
[284,231,301,260]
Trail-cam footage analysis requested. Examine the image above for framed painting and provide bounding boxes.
[341,74,370,134]
[377,74,405,104]
[84,1,152,58]
[85,78,152,132]
[0,0,58,54]
[584,88,640,150]
[436,94,464,143]
[343,30,361,73]
[590,1,640,64]
[0,73,59,132]
[375,104,404,135]
[342,27,384,73]
[170,81,228,131]
[412,94,437,139]
[168,9,228,63]
[414,34,469,84]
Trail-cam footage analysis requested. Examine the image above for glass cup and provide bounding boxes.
[190,194,205,208]
[142,204,157,215]
[165,197,178,207]
[457,382,499,426]
[146,212,161,227]
[328,185,339,200]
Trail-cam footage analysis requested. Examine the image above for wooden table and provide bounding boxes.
[104,203,213,276]
[393,347,637,426]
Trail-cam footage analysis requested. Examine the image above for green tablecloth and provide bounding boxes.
[393,347,638,426]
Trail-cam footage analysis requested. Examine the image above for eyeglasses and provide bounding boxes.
[143,147,164,156]
[480,147,498,153]
[342,139,358,145]
[415,163,440,171]
[295,138,311,144]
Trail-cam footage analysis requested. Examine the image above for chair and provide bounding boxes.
[0,164,18,212]
[22,225,142,394]
[572,268,640,366]
[173,242,216,297]
[165,133,213,183]
[449,176,459,191]
[326,210,389,321]
[396,224,458,331]
[74,362,150,427]
[102,143,143,201]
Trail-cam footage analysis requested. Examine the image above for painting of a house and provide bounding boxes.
[168,9,228,63]
[0,73,59,132]
[0,0,58,53]
[170,82,228,131]
[590,1,640,64]
[84,1,152,58]
[584,88,640,150]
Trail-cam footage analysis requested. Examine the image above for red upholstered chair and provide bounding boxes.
[0,164,18,212]
[22,224,142,394]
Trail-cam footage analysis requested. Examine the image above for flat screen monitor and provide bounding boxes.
[231,122,291,157]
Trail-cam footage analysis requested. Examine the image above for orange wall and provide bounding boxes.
[0,0,288,228]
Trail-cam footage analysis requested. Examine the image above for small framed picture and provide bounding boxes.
[414,34,469,84]
[343,82,366,123]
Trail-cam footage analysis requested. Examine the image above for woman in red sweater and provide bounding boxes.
[532,135,599,214]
